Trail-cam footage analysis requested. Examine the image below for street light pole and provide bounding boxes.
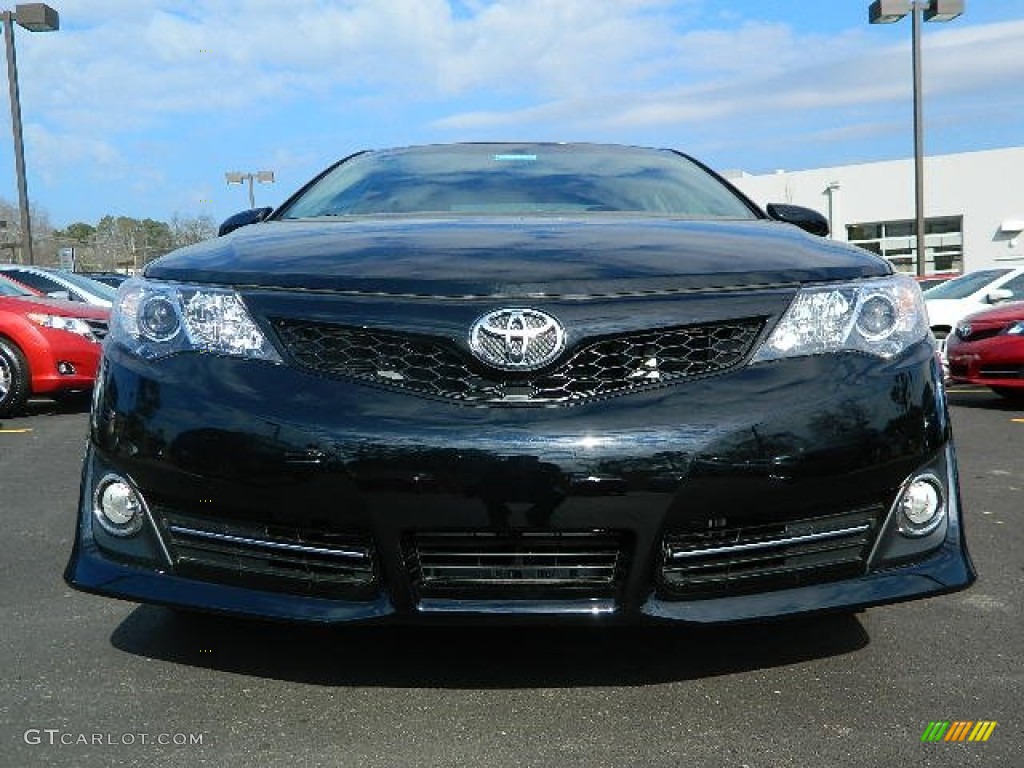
[869,0,964,277]
[225,170,275,209]
[911,4,926,277]
[2,4,59,266]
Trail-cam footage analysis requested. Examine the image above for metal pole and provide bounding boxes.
[247,175,255,208]
[2,11,33,265]
[911,1,927,276]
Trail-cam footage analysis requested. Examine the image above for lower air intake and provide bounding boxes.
[407,530,628,600]
[661,507,882,598]
[158,511,375,596]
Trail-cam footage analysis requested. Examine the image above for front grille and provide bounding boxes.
[957,327,1002,342]
[406,530,628,599]
[85,319,108,340]
[661,507,882,598]
[157,511,375,596]
[272,317,763,404]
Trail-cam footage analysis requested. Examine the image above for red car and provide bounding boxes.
[946,301,1024,400]
[0,275,109,416]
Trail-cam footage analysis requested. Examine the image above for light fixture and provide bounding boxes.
[924,0,964,21]
[1000,219,1024,248]
[225,170,276,208]
[868,0,909,23]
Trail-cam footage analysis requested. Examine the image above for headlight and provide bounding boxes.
[110,278,281,362]
[752,275,929,362]
[27,313,99,341]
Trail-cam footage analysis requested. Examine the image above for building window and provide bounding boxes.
[846,216,963,275]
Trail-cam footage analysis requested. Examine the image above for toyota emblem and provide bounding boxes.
[469,308,566,371]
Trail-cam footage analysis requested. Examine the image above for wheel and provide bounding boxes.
[0,337,30,418]
[991,387,1024,401]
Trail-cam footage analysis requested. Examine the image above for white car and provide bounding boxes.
[0,265,117,308]
[923,267,1024,339]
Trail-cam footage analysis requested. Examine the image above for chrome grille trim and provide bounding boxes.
[979,365,1024,378]
[167,524,371,560]
[667,523,872,561]
[661,508,882,598]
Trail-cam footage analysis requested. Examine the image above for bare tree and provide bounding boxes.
[169,213,217,249]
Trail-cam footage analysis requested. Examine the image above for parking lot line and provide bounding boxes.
[0,428,33,434]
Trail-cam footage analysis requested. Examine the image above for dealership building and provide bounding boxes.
[725,146,1024,275]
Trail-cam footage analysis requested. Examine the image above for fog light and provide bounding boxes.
[898,474,945,536]
[57,361,76,375]
[93,474,146,536]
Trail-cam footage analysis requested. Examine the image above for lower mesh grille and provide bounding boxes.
[157,511,375,595]
[407,530,628,599]
[661,508,882,598]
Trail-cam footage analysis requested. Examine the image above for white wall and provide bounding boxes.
[727,147,1024,272]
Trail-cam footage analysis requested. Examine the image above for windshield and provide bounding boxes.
[0,276,34,297]
[278,144,758,220]
[923,269,1010,300]
[54,270,119,302]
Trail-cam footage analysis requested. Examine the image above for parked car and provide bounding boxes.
[914,272,958,292]
[78,271,130,289]
[923,267,1024,378]
[0,274,109,416]
[0,265,118,307]
[923,267,1024,338]
[946,301,1024,399]
[66,142,974,626]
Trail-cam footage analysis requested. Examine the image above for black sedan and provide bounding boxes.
[65,143,974,624]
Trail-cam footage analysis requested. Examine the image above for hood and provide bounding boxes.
[0,294,109,319]
[958,300,1024,326]
[146,216,890,297]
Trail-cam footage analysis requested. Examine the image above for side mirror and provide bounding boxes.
[987,288,1013,304]
[218,207,273,237]
[766,203,830,237]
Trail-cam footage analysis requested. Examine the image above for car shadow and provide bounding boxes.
[110,605,868,688]
[23,395,93,416]
[946,388,1023,412]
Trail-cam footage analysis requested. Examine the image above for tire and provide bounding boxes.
[991,387,1024,401]
[0,337,30,418]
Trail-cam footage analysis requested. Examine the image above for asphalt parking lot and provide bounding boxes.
[1,387,1021,768]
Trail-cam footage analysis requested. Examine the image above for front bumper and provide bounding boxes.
[23,327,102,395]
[65,340,975,624]
[947,336,1024,391]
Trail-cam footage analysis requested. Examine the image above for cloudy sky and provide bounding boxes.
[4,0,1024,228]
